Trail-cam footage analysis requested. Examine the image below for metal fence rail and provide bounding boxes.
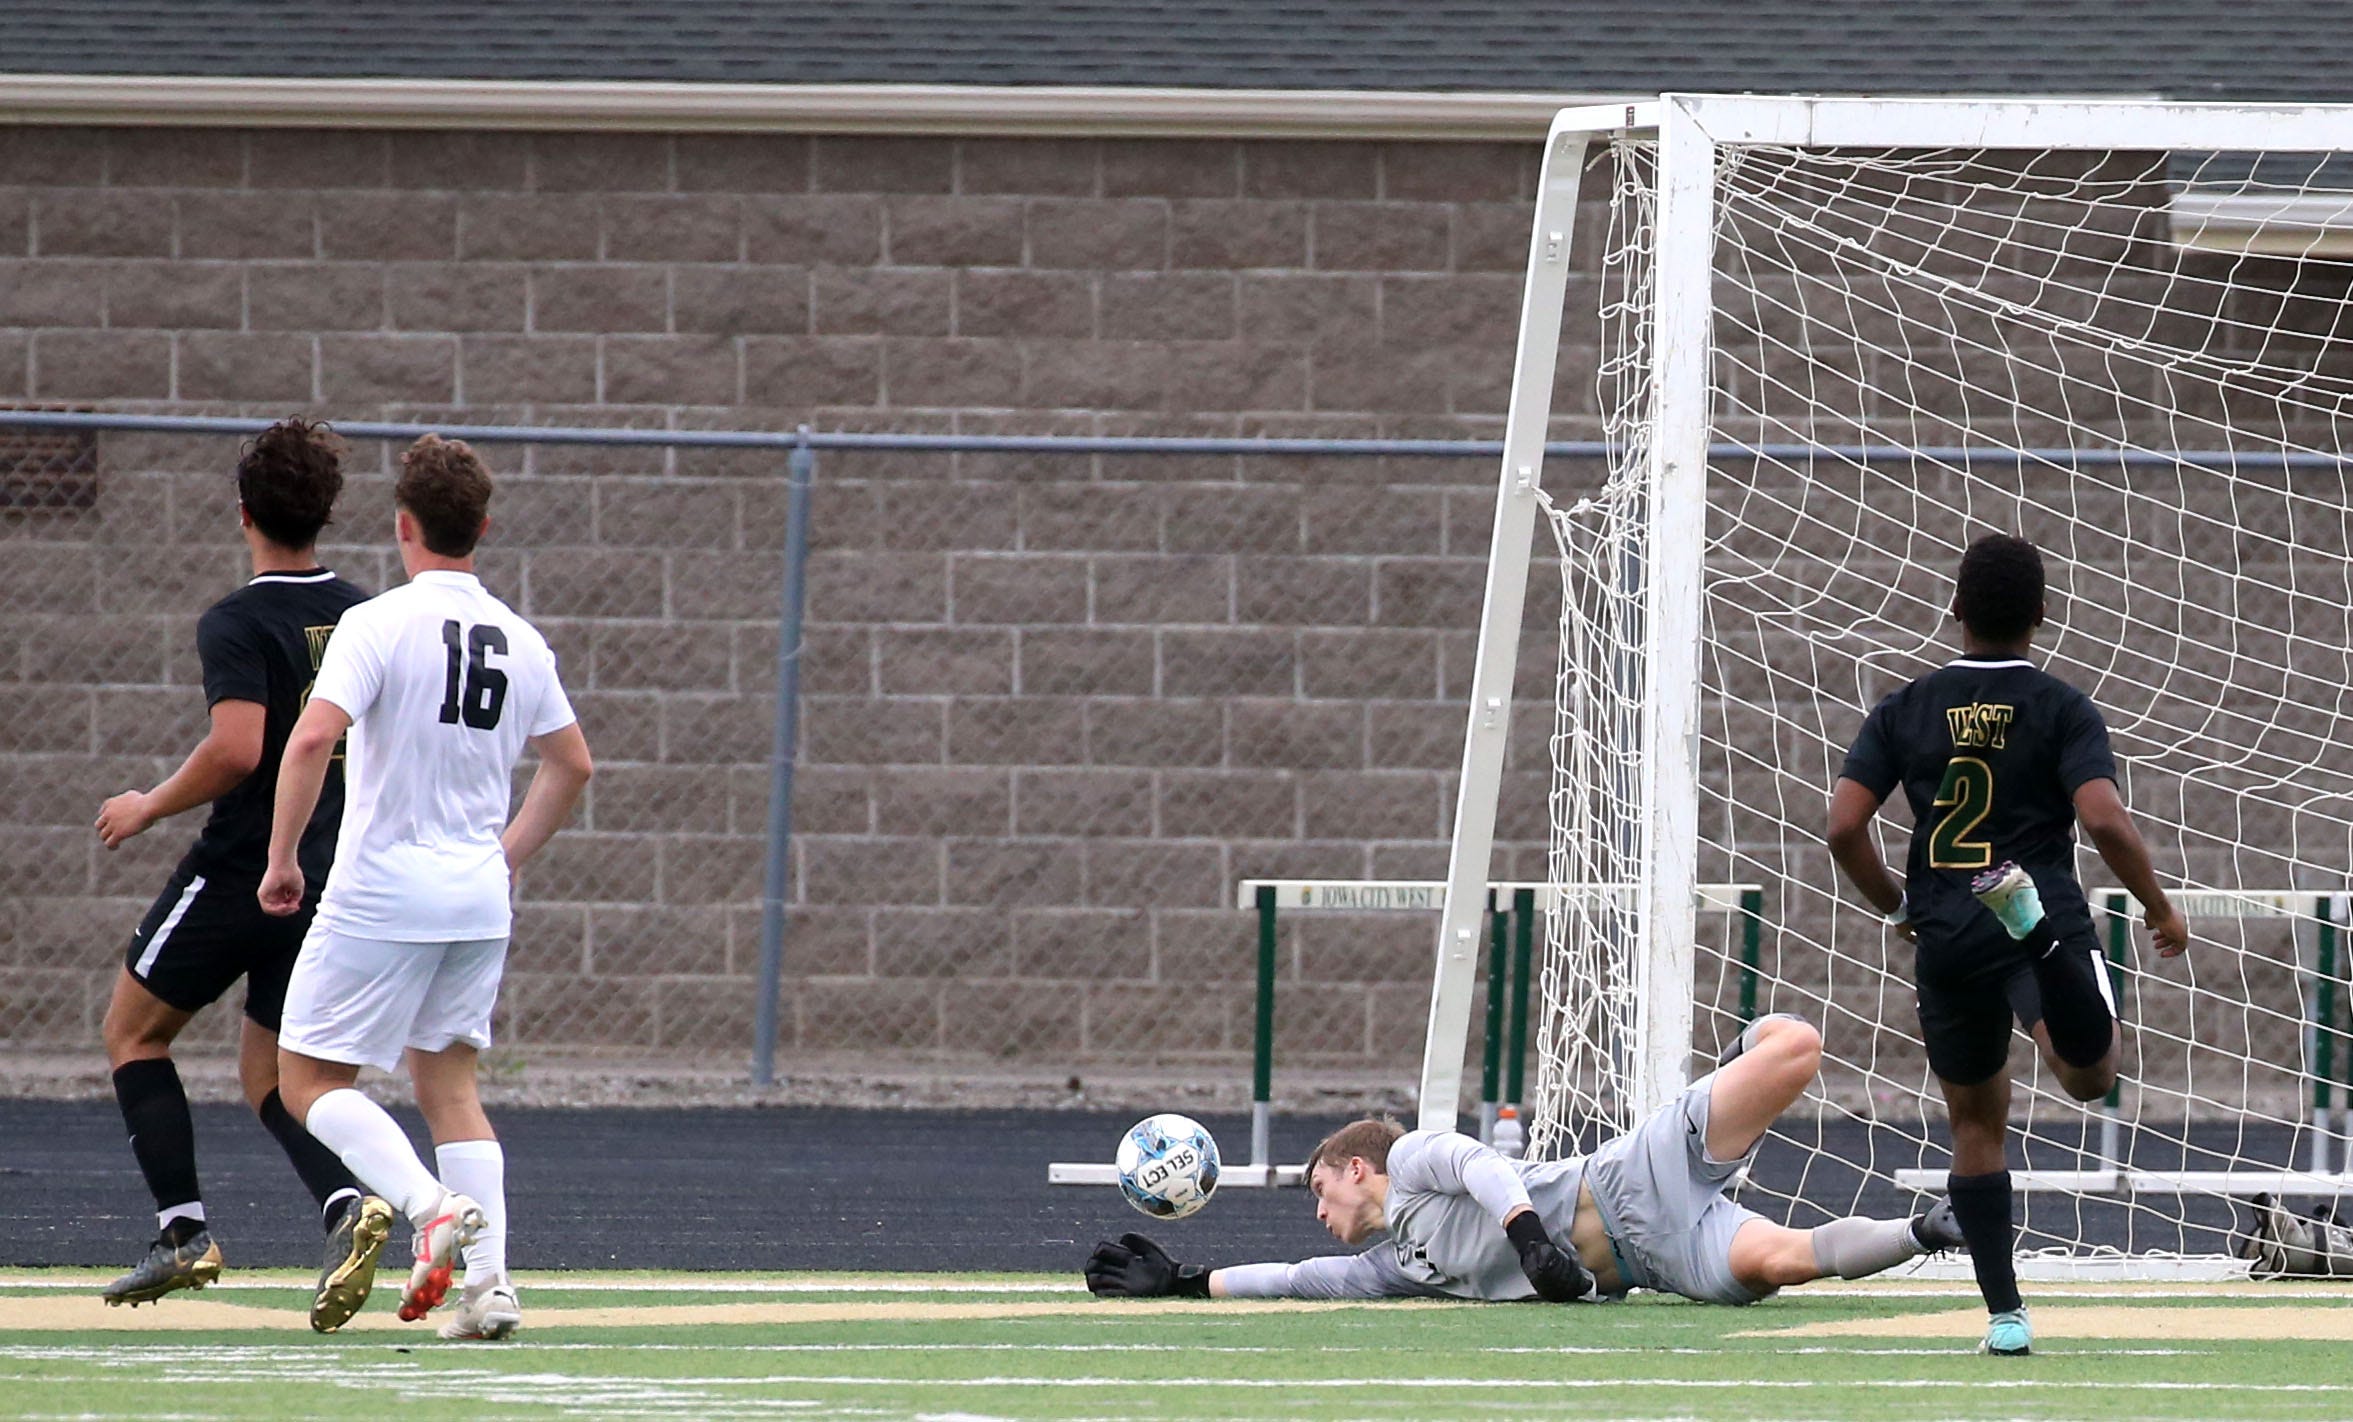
[0,407,2303,1103]
[2,408,1591,1095]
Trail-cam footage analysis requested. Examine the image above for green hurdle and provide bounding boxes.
[1241,879,1762,1152]
[1048,877,1763,1189]
[1896,889,2353,1196]
[2102,890,2349,1174]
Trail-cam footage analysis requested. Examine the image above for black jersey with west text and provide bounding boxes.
[185,568,370,882]
[1838,656,2118,948]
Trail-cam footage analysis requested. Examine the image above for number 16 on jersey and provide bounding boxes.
[439,620,508,730]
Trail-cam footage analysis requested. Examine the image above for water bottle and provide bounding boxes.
[1492,1105,1525,1159]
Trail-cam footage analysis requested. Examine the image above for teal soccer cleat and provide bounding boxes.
[1981,1307,2032,1356]
[1970,861,2046,941]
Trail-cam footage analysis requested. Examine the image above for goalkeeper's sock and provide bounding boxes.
[1948,1169,2023,1315]
[1810,1214,1929,1279]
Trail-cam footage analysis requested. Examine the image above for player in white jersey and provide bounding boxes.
[1086,1014,1966,1305]
[261,435,593,1340]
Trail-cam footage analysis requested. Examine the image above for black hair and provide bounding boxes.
[1953,533,2046,643]
[236,418,344,550]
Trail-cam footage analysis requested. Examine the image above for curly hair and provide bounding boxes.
[236,418,344,549]
[395,434,494,557]
[1953,533,2046,643]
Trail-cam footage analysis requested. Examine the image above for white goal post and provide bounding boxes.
[1424,95,2353,1272]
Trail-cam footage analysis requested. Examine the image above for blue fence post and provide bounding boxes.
[752,428,817,1086]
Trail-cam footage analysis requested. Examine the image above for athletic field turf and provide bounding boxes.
[3,1272,2349,1420]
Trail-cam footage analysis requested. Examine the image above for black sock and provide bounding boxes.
[112,1058,202,1222]
[161,1216,206,1248]
[1948,1169,2022,1314]
[256,1088,364,1227]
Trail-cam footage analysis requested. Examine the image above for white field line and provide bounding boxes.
[1794,1285,2353,1301]
[0,1358,2327,1395]
[0,1340,2212,1361]
[419,1376,2353,1393]
[0,1278,1083,1294]
[457,1342,2211,1357]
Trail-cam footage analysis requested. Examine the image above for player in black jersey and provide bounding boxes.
[1829,534,2190,1356]
[91,419,392,1328]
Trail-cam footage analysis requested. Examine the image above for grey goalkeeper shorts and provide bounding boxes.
[1582,1070,1770,1306]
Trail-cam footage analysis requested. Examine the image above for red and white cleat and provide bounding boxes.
[397,1192,486,1323]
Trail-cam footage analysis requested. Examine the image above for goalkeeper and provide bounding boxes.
[1086,1013,1962,1306]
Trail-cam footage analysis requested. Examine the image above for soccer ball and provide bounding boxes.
[1115,1112,1220,1220]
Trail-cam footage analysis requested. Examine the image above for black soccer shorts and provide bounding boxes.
[123,857,317,1030]
[1914,924,2117,1086]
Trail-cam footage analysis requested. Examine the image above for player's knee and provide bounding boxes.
[100,1004,175,1061]
[237,1060,277,1115]
[1735,1224,1825,1290]
[1754,1015,1822,1083]
[274,1056,339,1123]
[2058,1064,2116,1102]
[1773,1236,1825,1286]
[1944,1106,2009,1170]
[412,1073,482,1124]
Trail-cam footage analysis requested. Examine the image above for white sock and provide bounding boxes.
[158,1202,206,1232]
[436,1138,507,1286]
[302,1089,444,1223]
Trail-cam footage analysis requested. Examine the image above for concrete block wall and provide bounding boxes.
[0,125,1571,1079]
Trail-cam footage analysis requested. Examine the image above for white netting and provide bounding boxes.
[1532,140,1659,1160]
[1530,128,2353,1261]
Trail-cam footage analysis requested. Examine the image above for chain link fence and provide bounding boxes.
[0,411,1576,1104]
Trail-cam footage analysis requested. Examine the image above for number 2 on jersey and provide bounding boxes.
[1930,756,1994,868]
[438,619,509,730]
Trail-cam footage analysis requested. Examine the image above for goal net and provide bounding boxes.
[1427,97,2353,1273]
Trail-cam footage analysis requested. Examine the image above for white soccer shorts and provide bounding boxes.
[279,926,508,1072]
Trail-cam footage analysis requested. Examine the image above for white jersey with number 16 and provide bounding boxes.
[307,568,577,941]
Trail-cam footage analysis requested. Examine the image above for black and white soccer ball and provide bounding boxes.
[1115,1112,1220,1220]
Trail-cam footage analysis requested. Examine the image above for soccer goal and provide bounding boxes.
[1423,95,2353,1276]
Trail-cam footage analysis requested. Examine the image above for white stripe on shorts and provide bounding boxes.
[2089,950,2118,1015]
[132,875,206,979]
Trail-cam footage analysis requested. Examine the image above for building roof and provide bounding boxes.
[1,0,2347,100]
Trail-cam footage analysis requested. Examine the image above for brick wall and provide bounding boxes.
[0,125,1571,1080]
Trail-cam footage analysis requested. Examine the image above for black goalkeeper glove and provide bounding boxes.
[1505,1210,1593,1302]
[1084,1232,1212,1298]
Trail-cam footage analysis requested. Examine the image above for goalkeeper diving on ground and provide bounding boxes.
[1085,1013,1964,1304]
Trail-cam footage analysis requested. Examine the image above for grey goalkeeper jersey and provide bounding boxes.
[1220,1130,1587,1301]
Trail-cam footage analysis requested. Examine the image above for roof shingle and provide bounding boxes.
[2,1,2345,99]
